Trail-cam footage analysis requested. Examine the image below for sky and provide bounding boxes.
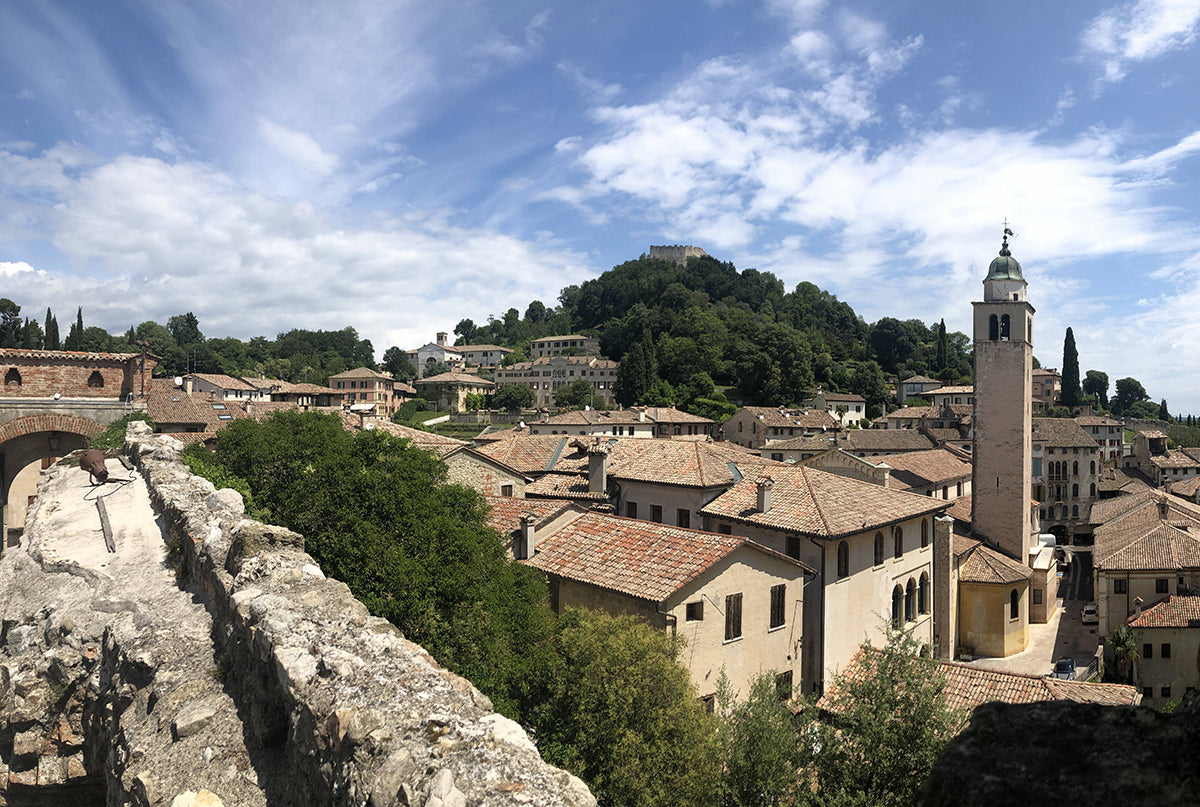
[2,0,1200,410]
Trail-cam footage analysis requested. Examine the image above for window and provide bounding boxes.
[919,573,930,614]
[770,584,786,629]
[999,313,1010,340]
[921,519,929,547]
[837,541,849,578]
[891,586,903,629]
[1115,579,1127,594]
[626,502,637,519]
[677,509,690,529]
[988,314,998,340]
[1143,686,1153,699]
[87,370,104,388]
[1009,589,1019,619]
[1033,589,1043,605]
[1143,644,1153,659]
[874,532,884,565]
[786,535,801,559]
[500,484,513,497]
[724,593,743,641]
[686,601,703,621]
[650,505,663,523]
[1157,578,1169,594]
[1162,643,1172,659]
[893,526,903,559]
[905,579,916,622]
[718,524,732,535]
[1162,687,1172,699]
[771,453,784,461]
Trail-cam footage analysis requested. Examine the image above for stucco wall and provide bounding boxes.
[444,452,527,497]
[959,580,1029,657]
[1135,625,1200,708]
[615,480,725,528]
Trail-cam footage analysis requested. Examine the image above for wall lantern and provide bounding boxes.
[48,431,60,452]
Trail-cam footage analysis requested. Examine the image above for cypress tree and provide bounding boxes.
[935,319,948,372]
[1060,328,1083,408]
[1159,399,1170,422]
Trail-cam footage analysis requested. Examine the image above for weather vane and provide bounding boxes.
[1001,218,1017,255]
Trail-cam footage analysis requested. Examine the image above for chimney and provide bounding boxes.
[1133,596,1144,620]
[639,409,646,422]
[756,477,774,513]
[436,331,448,346]
[588,444,611,495]
[517,513,537,559]
[1159,497,1170,520]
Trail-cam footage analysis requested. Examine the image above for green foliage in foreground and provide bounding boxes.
[90,412,155,450]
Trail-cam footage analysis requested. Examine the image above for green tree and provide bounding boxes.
[849,360,891,419]
[0,298,22,348]
[382,346,416,380]
[524,300,548,324]
[493,383,534,413]
[718,673,805,807]
[530,609,720,807]
[20,318,44,349]
[44,307,60,350]
[554,377,597,410]
[463,392,487,411]
[423,360,451,378]
[63,306,84,350]
[454,318,479,345]
[1109,625,1140,684]
[1083,370,1109,408]
[1111,377,1149,416]
[167,312,204,346]
[1159,399,1171,422]
[935,319,948,373]
[614,329,658,406]
[813,628,962,806]
[1060,328,1083,408]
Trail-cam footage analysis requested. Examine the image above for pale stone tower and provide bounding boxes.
[971,230,1035,562]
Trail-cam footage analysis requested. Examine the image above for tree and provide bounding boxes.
[524,300,548,324]
[167,312,204,346]
[554,377,597,410]
[1159,399,1171,422]
[44,307,60,350]
[1109,625,1140,684]
[464,392,487,411]
[935,319,948,373]
[382,346,417,380]
[1060,328,1083,409]
[62,306,85,350]
[1111,377,1149,416]
[493,383,534,413]
[423,361,451,378]
[614,329,658,407]
[812,628,962,806]
[454,318,479,345]
[1083,370,1109,408]
[529,609,720,807]
[0,298,21,348]
[718,673,805,807]
[849,360,890,419]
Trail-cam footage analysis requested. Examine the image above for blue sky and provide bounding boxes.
[2,0,1200,410]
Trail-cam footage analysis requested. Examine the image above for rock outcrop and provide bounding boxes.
[0,423,595,806]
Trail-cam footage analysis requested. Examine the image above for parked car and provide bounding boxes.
[1081,603,1099,624]
[1051,657,1076,680]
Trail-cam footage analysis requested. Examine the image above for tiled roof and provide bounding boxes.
[958,543,1032,584]
[1075,416,1122,427]
[539,407,712,426]
[862,448,971,489]
[482,496,575,536]
[1170,477,1200,498]
[946,495,974,527]
[244,401,303,420]
[524,512,809,603]
[503,356,618,371]
[812,392,866,403]
[328,367,393,381]
[762,434,839,452]
[839,430,936,453]
[531,334,593,343]
[1096,522,1200,572]
[457,344,511,353]
[1138,430,1169,439]
[1032,368,1061,377]
[188,373,259,392]
[1031,418,1096,448]
[699,464,947,538]
[1096,467,1151,494]
[395,382,417,395]
[524,474,608,501]
[820,650,1140,715]
[1148,449,1200,470]
[735,406,842,430]
[902,375,938,384]
[414,372,496,387]
[146,379,250,429]
[270,381,340,395]
[925,427,969,444]
[1089,489,1157,525]
[952,533,981,556]
[0,348,142,362]
[929,385,974,395]
[1129,595,1200,628]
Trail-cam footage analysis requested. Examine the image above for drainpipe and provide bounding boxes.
[807,536,827,696]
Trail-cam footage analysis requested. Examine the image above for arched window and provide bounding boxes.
[905,579,916,623]
[919,573,930,614]
[1072,505,1079,518]
[4,368,20,388]
[1073,461,1079,476]
[837,541,849,579]
[988,314,999,341]
[893,526,903,559]
[999,314,1011,340]
[1010,589,1020,619]
[1072,483,1079,498]
[1090,461,1096,475]
[87,370,104,388]
[892,586,903,630]
[874,532,884,565]
[921,519,929,548]
[1028,320,1033,343]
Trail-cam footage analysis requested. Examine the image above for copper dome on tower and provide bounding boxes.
[984,231,1025,283]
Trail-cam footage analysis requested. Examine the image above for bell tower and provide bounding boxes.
[971,229,1035,562]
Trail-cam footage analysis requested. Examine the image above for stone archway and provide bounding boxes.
[1,415,105,547]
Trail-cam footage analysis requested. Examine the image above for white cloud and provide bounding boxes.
[257,118,339,177]
[557,63,622,102]
[0,260,40,277]
[1120,129,1200,174]
[788,30,836,69]
[1081,0,1200,84]
[765,0,828,27]
[472,9,551,67]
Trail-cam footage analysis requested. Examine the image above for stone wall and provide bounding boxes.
[0,424,595,806]
[648,245,707,266]
[0,351,156,401]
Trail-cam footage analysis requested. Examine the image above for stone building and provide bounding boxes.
[327,367,400,415]
[528,335,601,359]
[1031,417,1101,545]
[493,355,618,408]
[724,406,841,450]
[648,244,708,266]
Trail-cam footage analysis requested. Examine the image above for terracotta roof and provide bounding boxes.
[902,375,938,384]
[945,495,974,526]
[862,448,971,489]
[335,412,467,457]
[145,379,250,429]
[328,367,393,381]
[928,385,974,395]
[0,348,142,362]
[524,474,608,501]
[539,407,712,427]
[734,406,843,430]
[456,344,511,353]
[1032,368,1061,377]
[763,434,840,452]
[820,650,1140,715]
[1096,467,1152,494]
[524,512,809,603]
[482,496,575,536]
[502,356,618,371]
[952,533,981,556]
[925,427,969,444]
[1148,449,1200,470]
[244,401,303,420]
[395,382,417,395]
[270,381,340,395]
[1170,478,1200,498]
[839,430,936,453]
[1138,430,1169,439]
[1031,418,1097,448]
[414,372,496,387]
[699,464,947,538]
[531,334,593,343]
[188,373,260,392]
[1129,595,1200,628]
[812,392,866,403]
[958,543,1032,584]
[1075,416,1122,427]
[1096,522,1200,572]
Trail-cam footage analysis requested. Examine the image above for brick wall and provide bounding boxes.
[0,353,157,400]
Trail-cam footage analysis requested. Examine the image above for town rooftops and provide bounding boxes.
[414,372,496,387]
[1031,417,1097,448]
[958,542,1033,584]
[187,373,260,392]
[819,650,1139,716]
[482,496,575,536]
[928,385,974,396]
[1095,522,1200,572]
[1075,415,1122,427]
[861,447,971,490]
[538,407,713,427]
[1128,595,1200,629]
[902,375,938,385]
[523,512,812,604]
[328,367,394,381]
[699,464,947,538]
[839,429,936,454]
[524,474,609,501]
[811,391,866,403]
[732,406,842,430]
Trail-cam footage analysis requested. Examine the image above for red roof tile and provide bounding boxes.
[1129,595,1200,628]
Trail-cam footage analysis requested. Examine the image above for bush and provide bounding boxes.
[90,412,154,450]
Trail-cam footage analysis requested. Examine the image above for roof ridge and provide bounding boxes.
[801,466,835,537]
